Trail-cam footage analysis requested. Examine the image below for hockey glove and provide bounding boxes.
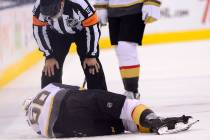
[96,9,108,26]
[142,0,161,24]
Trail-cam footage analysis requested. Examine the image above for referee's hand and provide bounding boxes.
[83,58,100,75]
[43,58,59,77]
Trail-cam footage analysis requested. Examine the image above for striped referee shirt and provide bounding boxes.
[32,0,100,59]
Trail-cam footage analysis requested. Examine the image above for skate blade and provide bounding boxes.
[157,119,199,135]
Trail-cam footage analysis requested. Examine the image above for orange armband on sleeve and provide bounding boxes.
[33,16,48,26]
[82,12,99,27]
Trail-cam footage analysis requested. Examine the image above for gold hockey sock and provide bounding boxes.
[132,104,154,133]
[120,65,140,93]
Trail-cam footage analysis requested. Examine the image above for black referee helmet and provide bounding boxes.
[40,0,62,17]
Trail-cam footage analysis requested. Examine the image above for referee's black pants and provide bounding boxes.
[41,29,107,90]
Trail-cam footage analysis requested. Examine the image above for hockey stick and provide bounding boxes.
[82,78,87,88]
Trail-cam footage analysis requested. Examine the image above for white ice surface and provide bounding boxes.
[0,40,210,140]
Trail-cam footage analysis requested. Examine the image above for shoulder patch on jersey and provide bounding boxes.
[85,7,92,14]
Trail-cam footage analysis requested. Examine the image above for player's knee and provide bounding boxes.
[115,41,139,66]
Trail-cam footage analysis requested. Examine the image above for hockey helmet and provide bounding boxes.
[40,0,62,17]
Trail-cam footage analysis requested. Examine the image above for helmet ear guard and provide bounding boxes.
[40,0,62,17]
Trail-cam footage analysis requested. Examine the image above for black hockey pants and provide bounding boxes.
[54,89,126,137]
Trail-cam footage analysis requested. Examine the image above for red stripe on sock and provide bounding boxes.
[120,65,140,70]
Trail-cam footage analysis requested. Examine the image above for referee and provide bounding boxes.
[32,0,107,90]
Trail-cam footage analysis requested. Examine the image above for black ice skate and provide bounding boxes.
[146,115,199,135]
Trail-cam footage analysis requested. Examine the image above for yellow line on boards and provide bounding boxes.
[0,29,210,89]
[143,29,210,45]
[87,29,210,49]
[0,49,43,89]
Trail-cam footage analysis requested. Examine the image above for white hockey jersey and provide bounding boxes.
[25,83,142,137]
[26,84,68,138]
[94,0,161,17]
[94,0,145,17]
[95,0,144,8]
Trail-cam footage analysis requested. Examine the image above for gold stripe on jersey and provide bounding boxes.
[94,4,108,9]
[132,104,151,133]
[44,96,55,137]
[120,66,140,78]
[143,1,161,7]
[108,0,144,8]
[144,16,157,23]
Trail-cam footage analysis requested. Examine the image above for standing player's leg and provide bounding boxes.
[115,41,140,99]
[109,14,145,99]
[41,33,72,88]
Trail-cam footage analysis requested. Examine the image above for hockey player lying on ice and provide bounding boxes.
[23,83,198,138]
